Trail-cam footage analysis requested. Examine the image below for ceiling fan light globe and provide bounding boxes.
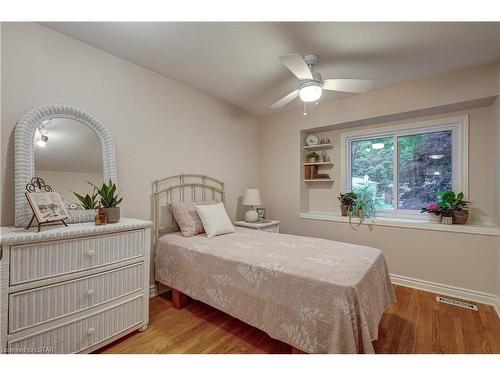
[299,85,322,102]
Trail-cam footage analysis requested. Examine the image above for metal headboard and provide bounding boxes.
[152,174,225,242]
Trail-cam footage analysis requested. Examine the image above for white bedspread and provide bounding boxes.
[155,228,395,353]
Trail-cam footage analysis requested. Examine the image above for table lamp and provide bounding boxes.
[242,188,261,222]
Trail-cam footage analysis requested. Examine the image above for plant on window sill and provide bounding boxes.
[337,192,357,217]
[438,191,470,225]
[419,191,470,225]
[348,185,376,230]
[420,203,442,223]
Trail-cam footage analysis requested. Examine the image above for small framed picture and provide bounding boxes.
[256,207,266,222]
[26,192,69,223]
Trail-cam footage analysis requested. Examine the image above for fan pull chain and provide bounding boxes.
[303,102,307,116]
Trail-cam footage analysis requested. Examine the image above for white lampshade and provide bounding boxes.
[242,188,261,206]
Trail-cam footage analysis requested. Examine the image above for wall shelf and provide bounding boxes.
[303,144,333,150]
[303,162,334,166]
[303,179,334,182]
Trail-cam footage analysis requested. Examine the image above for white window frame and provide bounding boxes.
[340,115,469,220]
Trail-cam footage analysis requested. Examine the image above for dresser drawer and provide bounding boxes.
[9,230,144,285]
[7,296,144,354]
[9,263,144,333]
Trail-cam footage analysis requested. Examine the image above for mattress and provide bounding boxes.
[155,228,396,353]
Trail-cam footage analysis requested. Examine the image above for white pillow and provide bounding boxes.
[195,202,235,238]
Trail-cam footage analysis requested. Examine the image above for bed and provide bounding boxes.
[153,174,396,354]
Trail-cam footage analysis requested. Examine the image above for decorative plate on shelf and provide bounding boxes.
[305,135,319,146]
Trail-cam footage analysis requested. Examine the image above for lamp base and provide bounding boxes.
[245,209,259,223]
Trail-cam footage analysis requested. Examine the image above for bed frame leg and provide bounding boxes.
[172,288,188,310]
[292,347,307,354]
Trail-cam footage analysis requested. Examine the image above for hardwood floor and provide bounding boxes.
[96,285,500,354]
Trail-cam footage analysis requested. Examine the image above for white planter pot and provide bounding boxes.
[441,216,453,225]
[428,213,441,223]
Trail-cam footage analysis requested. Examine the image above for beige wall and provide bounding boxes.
[262,62,500,295]
[1,23,261,227]
[495,64,500,298]
[496,96,500,298]
[0,23,3,229]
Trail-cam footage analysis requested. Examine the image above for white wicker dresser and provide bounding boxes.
[0,218,152,354]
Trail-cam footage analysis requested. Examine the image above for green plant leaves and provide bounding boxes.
[89,179,123,208]
[348,185,376,229]
[77,180,123,209]
[437,190,469,214]
[73,188,99,209]
[306,151,320,159]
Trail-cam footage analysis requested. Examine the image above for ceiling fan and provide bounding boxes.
[270,53,375,110]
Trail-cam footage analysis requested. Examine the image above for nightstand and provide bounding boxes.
[234,220,280,233]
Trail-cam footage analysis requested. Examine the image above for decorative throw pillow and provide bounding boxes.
[170,201,216,237]
[195,202,235,238]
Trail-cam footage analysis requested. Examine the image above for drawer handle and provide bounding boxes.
[86,289,95,296]
[87,250,95,256]
[87,328,96,336]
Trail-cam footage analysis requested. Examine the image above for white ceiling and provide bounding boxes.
[35,118,103,173]
[42,22,500,115]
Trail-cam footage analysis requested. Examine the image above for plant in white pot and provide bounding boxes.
[306,151,321,163]
[348,185,376,230]
[90,180,123,223]
[420,203,441,223]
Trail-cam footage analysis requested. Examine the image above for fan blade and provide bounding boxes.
[270,89,299,109]
[322,79,374,93]
[279,54,313,80]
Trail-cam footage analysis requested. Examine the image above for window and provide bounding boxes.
[342,116,468,219]
[351,136,394,209]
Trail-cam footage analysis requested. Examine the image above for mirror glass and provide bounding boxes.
[34,118,103,207]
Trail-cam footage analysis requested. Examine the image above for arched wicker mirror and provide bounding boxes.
[14,105,117,226]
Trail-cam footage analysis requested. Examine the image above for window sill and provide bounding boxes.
[299,211,499,236]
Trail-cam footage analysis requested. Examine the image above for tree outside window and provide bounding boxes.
[350,130,453,211]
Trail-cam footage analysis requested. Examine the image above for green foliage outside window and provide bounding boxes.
[350,130,452,211]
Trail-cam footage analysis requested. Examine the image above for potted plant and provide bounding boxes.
[439,206,454,225]
[90,179,123,223]
[438,191,470,225]
[306,151,320,163]
[420,203,441,223]
[72,188,100,222]
[348,185,376,230]
[73,188,99,210]
[337,192,357,217]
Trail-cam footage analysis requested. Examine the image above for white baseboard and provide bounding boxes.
[149,284,157,298]
[390,274,500,318]
[149,283,171,297]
